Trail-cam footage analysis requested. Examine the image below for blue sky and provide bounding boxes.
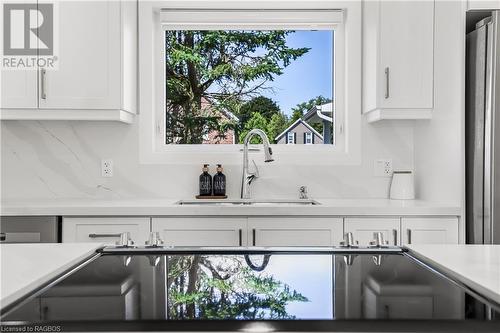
[262,30,333,115]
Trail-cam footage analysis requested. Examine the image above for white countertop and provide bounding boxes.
[0,198,461,216]
[405,244,500,304]
[0,243,102,309]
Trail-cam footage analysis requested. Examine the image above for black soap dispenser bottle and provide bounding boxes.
[199,164,212,196]
[213,164,226,196]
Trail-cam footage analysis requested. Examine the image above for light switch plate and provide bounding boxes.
[374,159,393,177]
[101,159,113,177]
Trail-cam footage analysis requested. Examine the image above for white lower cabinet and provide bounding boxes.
[401,217,459,245]
[62,217,150,245]
[345,218,401,246]
[247,218,343,247]
[152,217,247,247]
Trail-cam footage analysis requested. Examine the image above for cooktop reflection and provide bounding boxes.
[2,252,499,332]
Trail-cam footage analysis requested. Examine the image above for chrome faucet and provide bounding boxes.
[241,129,274,199]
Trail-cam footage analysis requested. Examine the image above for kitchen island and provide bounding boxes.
[405,244,500,304]
[0,243,103,308]
[1,244,499,332]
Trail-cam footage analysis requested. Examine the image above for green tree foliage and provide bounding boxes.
[267,112,289,143]
[165,30,309,144]
[239,112,269,144]
[238,96,281,130]
[238,111,289,144]
[168,255,308,320]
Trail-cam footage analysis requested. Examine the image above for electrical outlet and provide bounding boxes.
[374,159,393,177]
[101,159,113,177]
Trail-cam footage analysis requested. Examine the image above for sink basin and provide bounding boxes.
[175,199,320,206]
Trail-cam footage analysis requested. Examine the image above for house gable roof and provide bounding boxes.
[303,101,333,123]
[275,118,324,141]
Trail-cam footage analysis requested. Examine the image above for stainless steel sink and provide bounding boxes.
[175,199,320,206]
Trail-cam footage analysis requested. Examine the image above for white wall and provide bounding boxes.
[413,0,464,206]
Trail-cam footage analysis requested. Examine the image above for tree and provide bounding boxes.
[168,255,308,320]
[267,112,289,143]
[238,112,269,144]
[238,96,281,129]
[165,30,310,144]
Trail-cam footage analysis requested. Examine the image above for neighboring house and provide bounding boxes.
[303,102,334,144]
[200,98,239,144]
[275,119,324,144]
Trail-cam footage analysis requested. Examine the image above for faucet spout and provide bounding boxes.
[241,129,275,199]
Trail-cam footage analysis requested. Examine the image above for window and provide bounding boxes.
[287,132,295,144]
[139,1,362,164]
[305,132,313,144]
[160,8,341,147]
[164,28,334,146]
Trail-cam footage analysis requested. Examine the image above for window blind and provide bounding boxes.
[160,9,344,30]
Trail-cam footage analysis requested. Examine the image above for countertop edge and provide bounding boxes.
[0,245,102,309]
[405,246,500,305]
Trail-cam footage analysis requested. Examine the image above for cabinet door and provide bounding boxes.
[247,218,343,247]
[39,1,121,109]
[152,218,247,247]
[1,70,38,108]
[379,0,434,109]
[62,217,150,245]
[401,217,459,245]
[344,218,400,246]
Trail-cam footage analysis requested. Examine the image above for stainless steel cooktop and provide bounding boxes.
[1,247,499,332]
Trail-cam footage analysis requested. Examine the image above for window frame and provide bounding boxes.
[287,132,295,145]
[305,132,313,145]
[139,1,361,165]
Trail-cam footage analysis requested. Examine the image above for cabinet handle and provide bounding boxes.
[392,229,398,246]
[88,233,121,238]
[41,68,47,99]
[407,229,412,245]
[384,67,390,99]
[252,228,256,246]
[238,229,242,246]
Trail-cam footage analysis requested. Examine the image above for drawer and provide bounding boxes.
[62,217,150,245]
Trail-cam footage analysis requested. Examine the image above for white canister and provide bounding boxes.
[390,171,415,200]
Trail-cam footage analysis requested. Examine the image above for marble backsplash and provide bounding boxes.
[1,119,414,200]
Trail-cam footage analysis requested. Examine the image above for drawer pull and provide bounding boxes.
[384,67,390,99]
[407,229,412,244]
[392,229,398,246]
[41,68,47,99]
[238,229,242,246]
[252,229,256,246]
[88,233,121,238]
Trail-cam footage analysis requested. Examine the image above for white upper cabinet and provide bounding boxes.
[363,0,434,122]
[39,1,121,110]
[0,71,38,109]
[0,0,137,123]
